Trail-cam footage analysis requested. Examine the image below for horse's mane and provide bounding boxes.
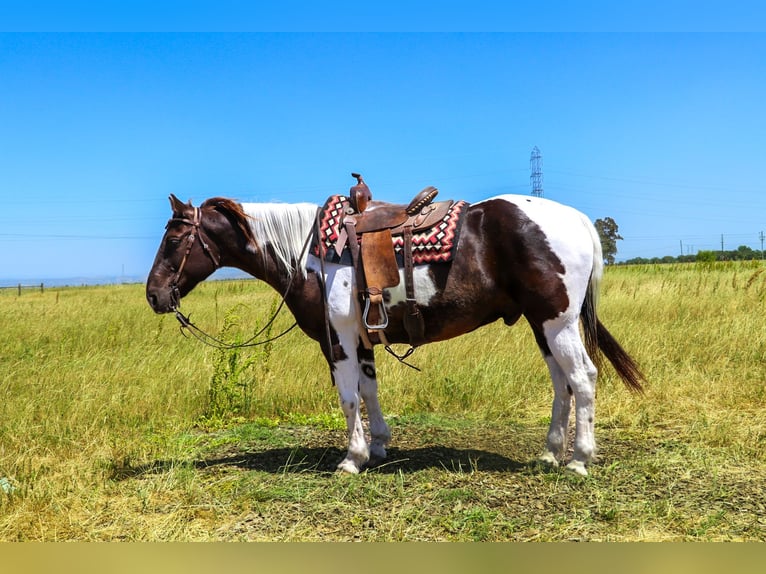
[202,197,257,245]
[202,198,316,277]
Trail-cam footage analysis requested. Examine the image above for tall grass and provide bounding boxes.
[0,261,764,539]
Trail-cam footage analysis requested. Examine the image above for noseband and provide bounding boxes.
[167,207,220,308]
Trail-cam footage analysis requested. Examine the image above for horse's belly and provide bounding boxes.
[382,266,511,344]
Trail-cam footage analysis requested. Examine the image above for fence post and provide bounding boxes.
[40,282,44,293]
[18,283,21,296]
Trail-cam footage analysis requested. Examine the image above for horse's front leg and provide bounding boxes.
[332,338,369,474]
[315,262,379,473]
[357,343,390,463]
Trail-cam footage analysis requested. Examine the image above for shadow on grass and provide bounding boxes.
[110,445,530,480]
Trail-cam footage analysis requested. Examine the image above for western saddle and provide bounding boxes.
[337,173,454,351]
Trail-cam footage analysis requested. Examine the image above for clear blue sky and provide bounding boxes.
[1,5,765,281]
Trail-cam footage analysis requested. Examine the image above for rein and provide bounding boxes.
[174,308,298,350]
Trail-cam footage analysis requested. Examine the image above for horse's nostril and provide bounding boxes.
[148,293,159,310]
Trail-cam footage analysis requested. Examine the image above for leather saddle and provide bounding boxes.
[340,173,453,349]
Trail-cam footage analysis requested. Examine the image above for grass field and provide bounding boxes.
[0,262,765,541]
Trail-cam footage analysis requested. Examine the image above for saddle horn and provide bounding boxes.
[350,172,372,213]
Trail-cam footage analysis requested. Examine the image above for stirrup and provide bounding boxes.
[362,297,388,330]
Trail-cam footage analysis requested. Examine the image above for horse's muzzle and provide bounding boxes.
[146,284,178,314]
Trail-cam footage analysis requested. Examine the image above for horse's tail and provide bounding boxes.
[580,215,645,393]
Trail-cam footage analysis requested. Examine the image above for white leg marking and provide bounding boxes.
[334,352,368,473]
[543,321,598,476]
[540,355,572,467]
[358,358,390,462]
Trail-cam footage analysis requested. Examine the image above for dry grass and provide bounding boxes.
[0,261,764,540]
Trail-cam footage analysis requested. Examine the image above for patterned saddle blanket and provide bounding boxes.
[311,194,469,267]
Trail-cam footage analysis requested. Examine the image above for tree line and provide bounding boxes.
[619,245,764,265]
[594,217,764,265]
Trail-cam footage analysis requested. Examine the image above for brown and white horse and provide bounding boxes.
[146,191,643,476]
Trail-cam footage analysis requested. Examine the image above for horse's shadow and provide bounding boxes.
[202,445,528,474]
[111,445,530,480]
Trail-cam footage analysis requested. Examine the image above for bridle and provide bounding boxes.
[166,206,220,310]
[164,205,308,351]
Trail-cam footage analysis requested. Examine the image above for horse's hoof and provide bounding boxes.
[369,444,387,461]
[538,451,560,467]
[565,460,588,477]
[336,459,361,474]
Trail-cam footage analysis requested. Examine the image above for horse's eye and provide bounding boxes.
[167,237,182,246]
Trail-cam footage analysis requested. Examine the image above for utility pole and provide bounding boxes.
[760,231,765,260]
[530,146,544,197]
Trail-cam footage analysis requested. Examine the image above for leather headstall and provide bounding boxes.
[166,207,220,308]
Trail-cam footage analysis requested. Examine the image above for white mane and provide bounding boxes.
[241,202,317,277]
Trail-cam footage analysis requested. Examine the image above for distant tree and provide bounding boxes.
[594,217,624,265]
[734,245,758,260]
[696,250,717,265]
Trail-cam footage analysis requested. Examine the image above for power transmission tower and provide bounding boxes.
[530,146,544,197]
[760,231,765,259]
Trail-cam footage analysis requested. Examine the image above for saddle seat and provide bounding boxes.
[346,192,452,235]
[347,172,448,232]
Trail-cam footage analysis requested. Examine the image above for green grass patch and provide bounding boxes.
[1,263,765,540]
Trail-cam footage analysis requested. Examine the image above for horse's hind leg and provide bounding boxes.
[532,325,573,467]
[357,345,391,463]
[542,319,598,476]
[541,356,573,467]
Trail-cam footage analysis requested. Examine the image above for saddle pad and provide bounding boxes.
[312,195,469,267]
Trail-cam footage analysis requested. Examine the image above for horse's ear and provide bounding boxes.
[168,194,191,216]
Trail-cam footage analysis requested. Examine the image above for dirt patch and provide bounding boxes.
[116,421,766,541]
[196,422,544,475]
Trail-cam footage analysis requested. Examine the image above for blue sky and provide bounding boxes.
[1,9,765,281]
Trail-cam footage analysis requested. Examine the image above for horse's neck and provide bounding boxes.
[258,255,325,338]
[239,234,317,311]
[210,201,320,327]
[259,254,307,298]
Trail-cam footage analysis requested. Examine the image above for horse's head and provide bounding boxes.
[146,194,221,314]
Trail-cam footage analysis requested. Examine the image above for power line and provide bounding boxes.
[0,233,155,240]
[545,168,762,195]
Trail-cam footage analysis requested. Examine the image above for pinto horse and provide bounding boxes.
[146,188,644,476]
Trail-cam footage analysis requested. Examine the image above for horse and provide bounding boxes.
[146,185,644,477]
